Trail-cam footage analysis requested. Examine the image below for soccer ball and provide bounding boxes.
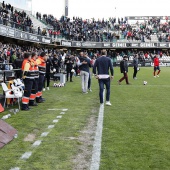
[61,83,64,87]
[53,83,57,87]
[71,69,75,73]
[143,81,147,85]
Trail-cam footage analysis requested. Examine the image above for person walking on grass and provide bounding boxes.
[153,55,161,78]
[133,54,139,80]
[93,50,114,106]
[118,55,130,85]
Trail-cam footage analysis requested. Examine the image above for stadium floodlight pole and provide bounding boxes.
[65,0,68,17]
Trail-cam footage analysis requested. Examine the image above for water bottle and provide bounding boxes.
[7,114,11,118]
[1,115,8,120]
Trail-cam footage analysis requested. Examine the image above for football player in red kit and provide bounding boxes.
[153,55,161,78]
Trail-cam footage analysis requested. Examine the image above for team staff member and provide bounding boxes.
[133,54,138,80]
[65,54,74,82]
[118,56,130,85]
[93,50,114,106]
[153,55,161,77]
[43,54,53,90]
[36,52,47,103]
[21,52,35,111]
[78,52,91,94]
[29,52,39,106]
[52,53,60,81]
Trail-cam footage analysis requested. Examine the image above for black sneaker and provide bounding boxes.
[37,100,44,103]
[29,103,38,106]
[21,107,30,111]
[41,98,46,101]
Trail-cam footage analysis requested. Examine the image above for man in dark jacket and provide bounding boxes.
[52,53,60,81]
[65,54,74,82]
[133,54,138,79]
[43,55,53,91]
[118,55,130,85]
[14,53,23,78]
[93,50,113,105]
[78,52,91,94]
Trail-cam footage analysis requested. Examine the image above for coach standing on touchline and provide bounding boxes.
[93,50,114,106]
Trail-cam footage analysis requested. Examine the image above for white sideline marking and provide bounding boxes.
[10,167,20,170]
[60,112,65,115]
[41,132,49,137]
[21,152,32,160]
[48,125,55,129]
[32,140,42,147]
[90,90,105,170]
[53,119,59,123]
[56,116,62,119]
[48,108,68,111]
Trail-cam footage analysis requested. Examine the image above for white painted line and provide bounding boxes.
[41,132,49,137]
[90,89,105,170]
[48,125,55,129]
[32,140,42,147]
[60,112,65,115]
[53,119,59,123]
[48,108,68,111]
[56,116,62,119]
[10,167,20,170]
[20,152,32,160]
[62,109,68,111]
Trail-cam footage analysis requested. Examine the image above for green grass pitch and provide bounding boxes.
[0,67,170,170]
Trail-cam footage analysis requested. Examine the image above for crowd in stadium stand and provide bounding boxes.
[122,17,170,42]
[0,42,169,73]
[41,14,118,42]
[36,12,170,42]
[0,1,33,33]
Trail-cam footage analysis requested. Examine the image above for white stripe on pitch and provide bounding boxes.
[10,168,20,170]
[20,152,32,160]
[41,132,49,137]
[32,140,42,147]
[48,108,68,111]
[90,89,105,170]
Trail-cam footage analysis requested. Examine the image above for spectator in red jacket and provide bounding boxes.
[153,55,161,78]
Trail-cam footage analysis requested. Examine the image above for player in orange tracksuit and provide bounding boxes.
[29,52,39,106]
[21,53,35,111]
[36,52,47,103]
[153,55,161,78]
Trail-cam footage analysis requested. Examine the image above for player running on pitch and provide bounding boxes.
[153,55,161,78]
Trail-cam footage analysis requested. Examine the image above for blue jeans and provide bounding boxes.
[98,78,110,104]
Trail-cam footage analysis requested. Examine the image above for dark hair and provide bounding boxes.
[101,49,107,56]
[32,52,36,57]
[40,52,46,57]
[24,52,31,59]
